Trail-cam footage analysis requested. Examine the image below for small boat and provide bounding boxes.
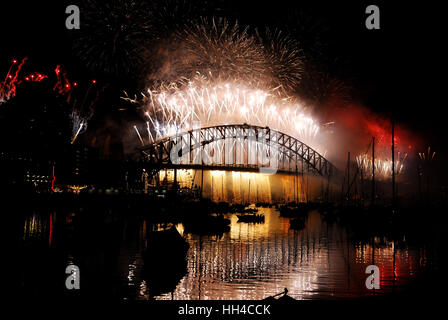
[243,204,259,213]
[237,213,265,223]
[229,203,246,212]
[279,205,308,217]
[263,288,296,302]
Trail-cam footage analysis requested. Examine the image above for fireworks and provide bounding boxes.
[53,65,72,95]
[53,64,103,144]
[53,64,102,144]
[71,122,84,144]
[72,0,153,76]
[115,7,344,159]
[134,125,145,146]
[1,59,103,145]
[70,111,87,144]
[0,58,27,104]
[418,146,436,164]
[126,76,321,150]
[356,153,408,180]
[127,15,331,153]
[256,28,304,93]
[24,72,48,82]
[148,18,306,95]
[177,18,268,85]
[68,79,103,144]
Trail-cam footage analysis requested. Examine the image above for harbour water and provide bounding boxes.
[18,205,441,300]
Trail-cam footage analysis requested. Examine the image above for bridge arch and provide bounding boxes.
[138,124,337,177]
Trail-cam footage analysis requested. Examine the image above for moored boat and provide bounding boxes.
[237,213,265,223]
[183,214,231,234]
[263,288,296,302]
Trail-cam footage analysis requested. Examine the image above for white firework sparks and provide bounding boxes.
[356,153,408,180]
[126,77,322,151]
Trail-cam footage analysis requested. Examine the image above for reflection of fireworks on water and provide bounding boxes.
[0,58,27,104]
[124,76,320,148]
[356,153,408,180]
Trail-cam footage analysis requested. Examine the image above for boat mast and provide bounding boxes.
[392,119,395,208]
[347,151,350,205]
[371,137,375,206]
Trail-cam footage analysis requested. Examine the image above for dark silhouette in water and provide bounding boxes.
[278,202,313,218]
[263,288,296,302]
[142,227,189,297]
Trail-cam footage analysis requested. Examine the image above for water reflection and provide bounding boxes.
[23,212,54,244]
[155,209,428,300]
[20,207,433,300]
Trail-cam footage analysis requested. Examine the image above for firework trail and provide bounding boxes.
[70,115,88,145]
[70,113,85,144]
[69,79,103,144]
[53,65,73,95]
[356,152,408,180]
[134,125,145,146]
[24,72,48,82]
[0,58,27,104]
[51,64,103,144]
[52,65,85,144]
[418,146,436,163]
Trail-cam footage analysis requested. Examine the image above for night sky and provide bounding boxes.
[1,1,445,177]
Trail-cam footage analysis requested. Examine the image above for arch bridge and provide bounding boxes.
[138,124,338,178]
